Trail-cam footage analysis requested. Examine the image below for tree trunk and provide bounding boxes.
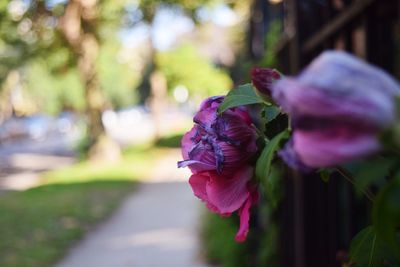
[149,70,167,140]
[60,0,120,160]
[78,33,104,146]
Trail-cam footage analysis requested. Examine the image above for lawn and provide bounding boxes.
[41,145,171,184]
[0,144,176,267]
[0,181,134,267]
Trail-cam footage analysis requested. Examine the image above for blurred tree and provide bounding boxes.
[0,0,246,155]
[156,44,232,98]
[25,60,85,115]
[97,39,140,109]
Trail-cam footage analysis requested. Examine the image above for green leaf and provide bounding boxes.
[349,226,384,267]
[372,172,400,261]
[218,83,263,114]
[262,106,280,123]
[342,158,395,197]
[264,164,283,209]
[255,130,289,182]
[318,169,332,183]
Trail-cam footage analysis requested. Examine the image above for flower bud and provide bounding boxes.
[273,51,400,168]
[251,67,281,100]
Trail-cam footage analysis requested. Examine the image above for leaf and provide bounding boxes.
[255,130,289,182]
[342,158,395,197]
[218,83,263,114]
[349,226,384,267]
[318,169,332,183]
[265,164,283,209]
[262,106,280,123]
[372,172,400,262]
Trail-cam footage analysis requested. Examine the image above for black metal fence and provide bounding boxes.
[250,1,400,266]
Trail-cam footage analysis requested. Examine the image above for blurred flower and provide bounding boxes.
[251,67,281,99]
[273,51,400,168]
[178,96,258,242]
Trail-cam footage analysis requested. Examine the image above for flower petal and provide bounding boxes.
[177,159,215,173]
[273,51,400,128]
[189,173,209,201]
[206,166,253,214]
[273,78,393,129]
[189,172,221,214]
[235,196,252,242]
[293,129,380,168]
[181,126,198,160]
[251,67,281,97]
[194,96,224,129]
[278,139,313,173]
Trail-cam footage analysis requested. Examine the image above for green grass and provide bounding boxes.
[42,145,171,184]
[0,181,135,267]
[154,133,184,148]
[0,144,175,267]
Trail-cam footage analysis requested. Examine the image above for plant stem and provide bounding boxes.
[252,123,266,140]
[336,167,375,202]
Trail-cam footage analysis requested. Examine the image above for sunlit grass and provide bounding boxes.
[42,145,172,184]
[0,181,135,267]
[0,143,180,267]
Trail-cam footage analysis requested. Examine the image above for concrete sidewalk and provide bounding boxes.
[56,149,210,267]
[56,182,208,267]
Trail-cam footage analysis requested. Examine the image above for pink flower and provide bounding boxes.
[178,96,259,242]
[189,166,259,242]
[273,51,400,168]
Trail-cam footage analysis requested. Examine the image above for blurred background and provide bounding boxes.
[1,0,399,267]
[0,0,266,266]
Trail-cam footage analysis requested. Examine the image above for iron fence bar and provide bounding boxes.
[302,0,376,54]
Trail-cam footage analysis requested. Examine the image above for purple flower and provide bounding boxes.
[273,51,400,168]
[178,96,259,242]
[251,67,281,98]
[178,96,258,175]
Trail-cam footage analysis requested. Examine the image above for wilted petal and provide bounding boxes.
[194,107,218,130]
[198,96,224,111]
[206,166,253,214]
[194,96,224,129]
[177,159,215,173]
[181,126,198,160]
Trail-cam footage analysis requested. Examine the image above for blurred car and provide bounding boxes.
[0,114,56,143]
[102,106,156,145]
[56,112,79,134]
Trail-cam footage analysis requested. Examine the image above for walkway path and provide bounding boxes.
[56,149,210,267]
[0,134,76,191]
